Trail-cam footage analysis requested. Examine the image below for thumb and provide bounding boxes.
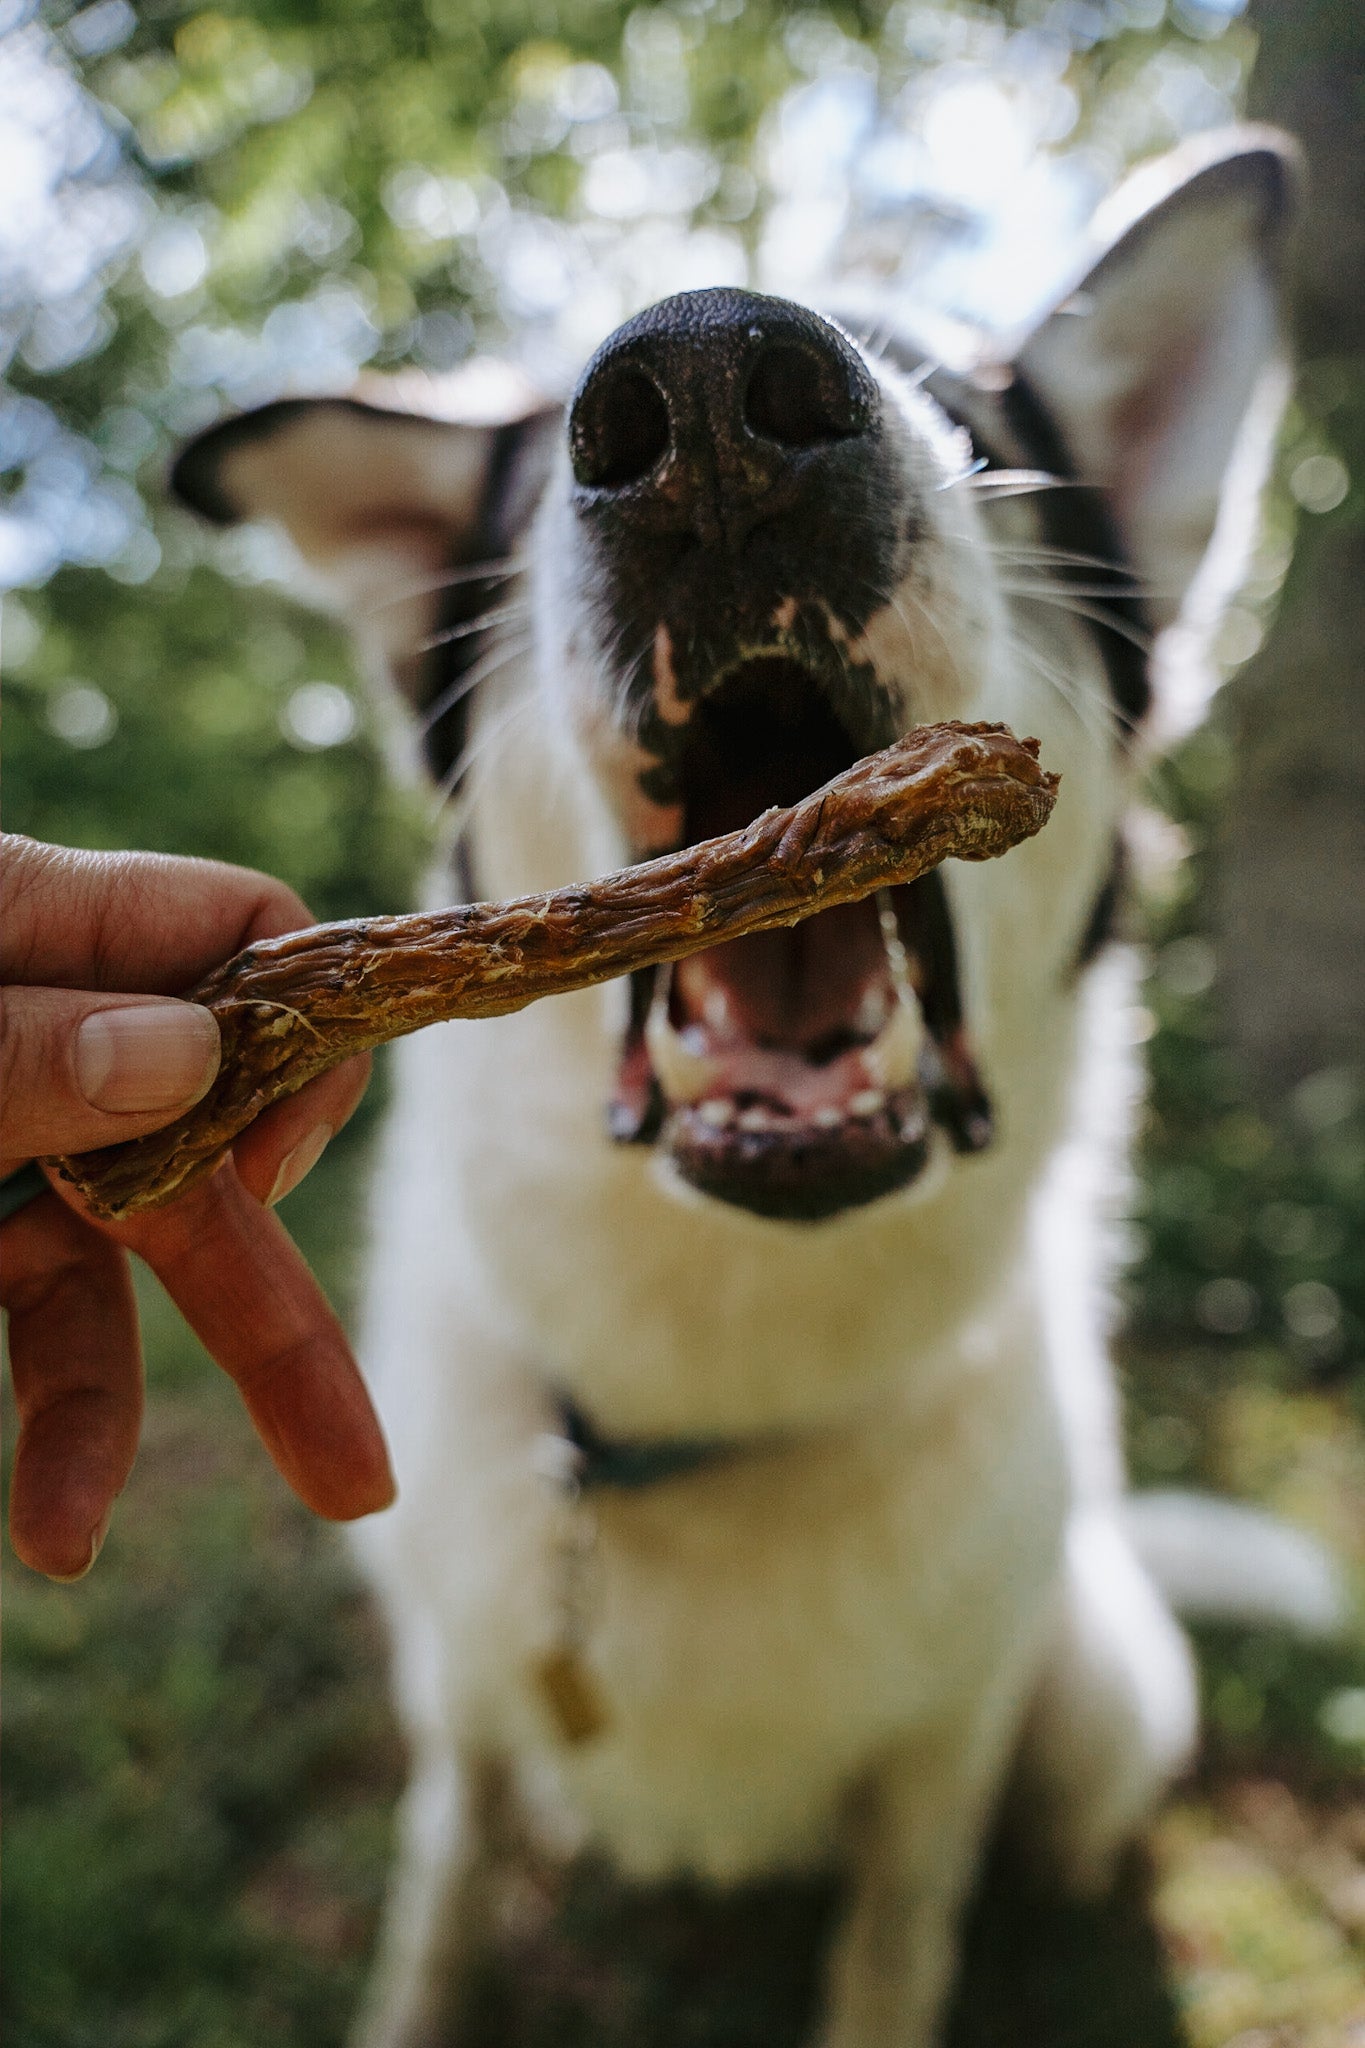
[0,988,221,1169]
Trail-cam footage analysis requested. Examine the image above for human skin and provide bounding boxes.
[0,834,394,1582]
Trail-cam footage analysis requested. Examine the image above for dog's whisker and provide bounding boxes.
[416,602,529,655]
[883,583,958,693]
[849,565,1125,752]
[429,687,540,826]
[976,541,1152,586]
[1015,654,1115,752]
[613,628,663,744]
[981,558,1159,605]
[854,320,895,365]
[963,471,1081,499]
[962,466,1059,489]
[998,584,1154,654]
[998,577,1152,602]
[419,632,535,740]
[936,455,990,492]
[365,555,527,613]
[1008,630,1118,749]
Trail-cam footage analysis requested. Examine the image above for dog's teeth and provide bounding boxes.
[645,996,721,1104]
[697,1098,735,1129]
[703,987,733,1032]
[850,1088,886,1119]
[860,992,924,1092]
[876,890,916,995]
[812,1106,844,1130]
[738,1105,775,1132]
[856,985,891,1036]
[864,892,926,1090]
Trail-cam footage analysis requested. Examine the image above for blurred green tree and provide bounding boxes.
[1215,0,1365,1091]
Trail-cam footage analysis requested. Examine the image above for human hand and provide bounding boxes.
[0,835,394,1580]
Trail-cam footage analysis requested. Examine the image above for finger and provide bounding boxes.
[2,836,317,991]
[2,1192,142,1580]
[0,986,220,1168]
[230,1052,373,1208]
[114,1164,394,1521]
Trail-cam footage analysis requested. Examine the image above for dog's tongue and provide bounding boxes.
[661,900,906,1120]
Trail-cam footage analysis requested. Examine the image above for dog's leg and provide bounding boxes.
[818,1661,1039,2048]
[349,1734,497,2048]
[346,1572,500,2048]
[348,1734,491,2048]
[1014,1507,1198,1896]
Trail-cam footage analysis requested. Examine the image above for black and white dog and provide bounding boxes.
[173,127,1338,2048]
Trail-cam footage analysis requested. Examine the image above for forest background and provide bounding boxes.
[3,0,1364,2043]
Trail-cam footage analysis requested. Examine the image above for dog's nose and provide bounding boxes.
[568,288,879,546]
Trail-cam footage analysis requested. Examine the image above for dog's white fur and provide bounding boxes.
[185,130,1324,2048]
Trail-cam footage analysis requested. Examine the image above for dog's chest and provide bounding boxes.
[507,1367,1067,1882]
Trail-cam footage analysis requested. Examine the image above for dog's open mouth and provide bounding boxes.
[609,658,994,1221]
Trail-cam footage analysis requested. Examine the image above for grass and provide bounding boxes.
[4,1112,1364,2048]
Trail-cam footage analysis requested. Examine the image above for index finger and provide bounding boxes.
[1,836,316,991]
[97,1164,395,1522]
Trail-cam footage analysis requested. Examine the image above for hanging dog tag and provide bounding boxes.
[532,1429,609,1745]
[535,1645,610,1745]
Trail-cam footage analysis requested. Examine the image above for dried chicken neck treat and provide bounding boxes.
[52,721,1058,1221]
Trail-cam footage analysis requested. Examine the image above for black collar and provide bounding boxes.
[554,1395,743,1492]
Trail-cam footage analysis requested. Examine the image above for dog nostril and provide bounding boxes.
[571,365,671,489]
[743,343,862,448]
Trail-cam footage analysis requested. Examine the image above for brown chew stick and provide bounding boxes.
[53,722,1058,1221]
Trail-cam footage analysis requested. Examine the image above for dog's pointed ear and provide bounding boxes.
[1012,129,1301,632]
[170,372,562,694]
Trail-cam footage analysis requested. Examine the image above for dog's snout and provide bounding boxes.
[568,289,879,524]
[567,289,903,729]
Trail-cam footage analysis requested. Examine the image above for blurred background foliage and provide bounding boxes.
[2,0,1363,2043]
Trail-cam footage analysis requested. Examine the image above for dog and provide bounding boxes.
[170,126,1339,2047]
